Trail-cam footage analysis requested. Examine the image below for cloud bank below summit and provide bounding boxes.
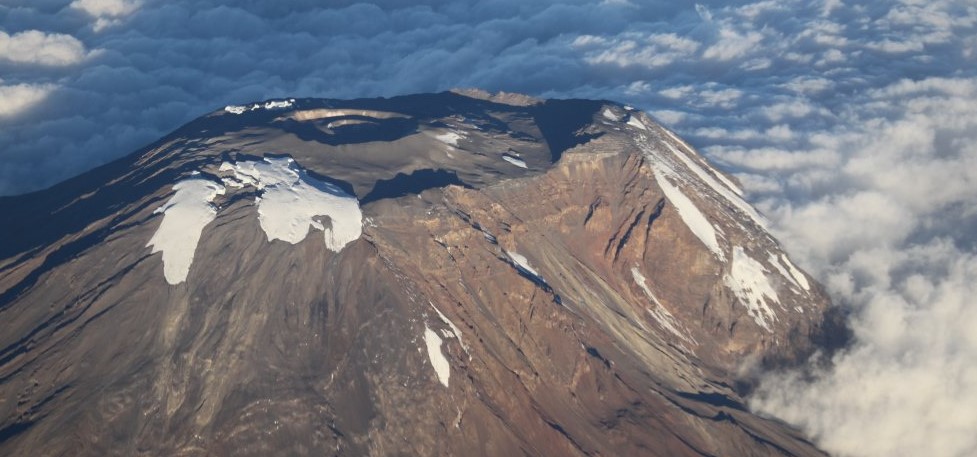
[3,1,977,456]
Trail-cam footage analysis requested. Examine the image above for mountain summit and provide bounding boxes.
[1,91,833,456]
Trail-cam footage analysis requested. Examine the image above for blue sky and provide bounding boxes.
[2,1,977,456]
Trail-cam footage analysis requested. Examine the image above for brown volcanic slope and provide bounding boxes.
[0,91,832,456]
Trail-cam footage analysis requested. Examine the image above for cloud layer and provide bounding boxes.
[2,1,976,456]
[747,75,977,457]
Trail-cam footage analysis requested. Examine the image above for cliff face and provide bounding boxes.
[0,92,830,456]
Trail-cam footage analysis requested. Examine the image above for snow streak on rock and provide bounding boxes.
[424,325,450,387]
[505,250,543,281]
[631,267,695,346]
[434,131,464,147]
[661,128,743,197]
[502,154,528,168]
[626,115,648,131]
[602,108,622,121]
[653,169,725,261]
[768,253,811,293]
[780,254,810,291]
[725,246,780,331]
[289,108,406,121]
[662,141,766,230]
[147,179,225,285]
[430,301,469,357]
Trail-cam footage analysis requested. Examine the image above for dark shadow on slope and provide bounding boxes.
[303,168,358,199]
[808,304,855,361]
[0,139,221,310]
[675,391,747,412]
[0,256,150,373]
[504,256,563,306]
[0,105,265,265]
[0,168,187,311]
[532,99,606,163]
[276,116,419,146]
[586,346,612,369]
[734,304,855,397]
[0,421,32,446]
[360,169,472,204]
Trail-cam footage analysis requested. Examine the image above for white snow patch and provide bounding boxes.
[435,131,464,146]
[219,157,362,251]
[631,267,695,345]
[223,99,294,115]
[424,325,450,387]
[653,170,725,261]
[502,154,528,169]
[627,115,648,131]
[263,99,293,110]
[602,108,622,121]
[781,254,810,291]
[505,250,542,279]
[725,246,780,331]
[224,105,247,114]
[430,301,469,357]
[147,179,226,285]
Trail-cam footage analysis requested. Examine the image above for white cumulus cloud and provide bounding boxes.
[0,30,88,66]
[0,83,56,118]
[71,0,139,17]
[71,0,141,31]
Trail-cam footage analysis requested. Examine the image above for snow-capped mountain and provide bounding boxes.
[0,90,836,456]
